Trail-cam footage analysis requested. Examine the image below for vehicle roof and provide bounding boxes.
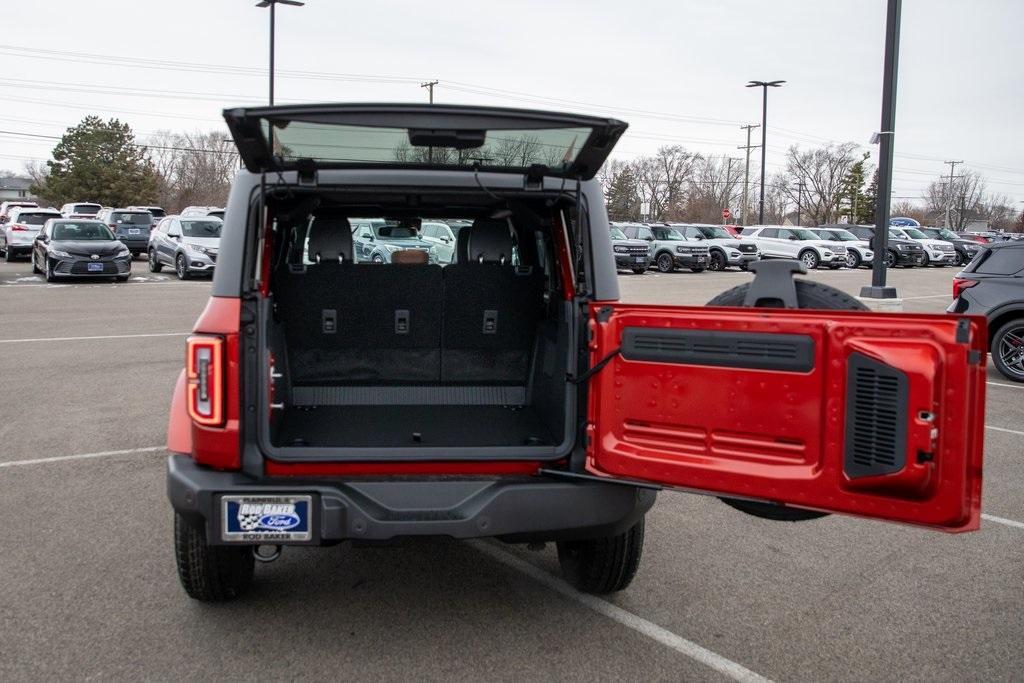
[12,207,60,214]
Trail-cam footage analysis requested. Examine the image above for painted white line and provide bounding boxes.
[986,425,1024,437]
[988,381,1024,390]
[0,446,165,469]
[982,514,1024,530]
[471,541,771,683]
[0,332,189,344]
[900,294,952,300]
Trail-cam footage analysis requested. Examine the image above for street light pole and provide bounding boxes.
[256,0,305,106]
[862,0,901,300]
[746,80,785,225]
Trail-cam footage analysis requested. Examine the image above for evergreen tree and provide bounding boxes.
[861,169,877,224]
[838,153,873,224]
[605,165,641,221]
[32,116,158,207]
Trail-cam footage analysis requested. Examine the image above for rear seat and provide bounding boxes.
[277,216,542,388]
[277,217,442,384]
[441,218,544,384]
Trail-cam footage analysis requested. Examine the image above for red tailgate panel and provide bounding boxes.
[586,304,986,532]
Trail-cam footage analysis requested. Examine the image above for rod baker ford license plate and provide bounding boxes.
[221,494,313,542]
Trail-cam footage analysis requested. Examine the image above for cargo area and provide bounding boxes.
[260,194,576,458]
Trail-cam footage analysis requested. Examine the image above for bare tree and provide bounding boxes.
[762,173,793,224]
[143,130,238,211]
[784,142,860,225]
[685,156,742,223]
[630,145,697,220]
[890,200,929,225]
[924,170,986,229]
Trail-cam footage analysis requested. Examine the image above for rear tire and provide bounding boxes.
[557,518,645,594]
[991,319,1024,383]
[148,249,163,273]
[31,254,41,274]
[706,279,868,522]
[174,513,254,602]
[4,246,15,262]
[655,252,674,273]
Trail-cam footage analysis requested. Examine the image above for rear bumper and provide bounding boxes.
[117,237,150,252]
[167,455,656,545]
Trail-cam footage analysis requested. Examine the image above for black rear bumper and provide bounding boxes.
[167,455,655,545]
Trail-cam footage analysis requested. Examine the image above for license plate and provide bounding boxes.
[87,262,104,272]
[129,228,140,235]
[222,494,313,542]
[635,257,646,263]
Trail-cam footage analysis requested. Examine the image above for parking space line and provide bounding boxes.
[471,540,772,683]
[987,381,1023,390]
[982,514,1024,530]
[900,294,952,300]
[0,446,165,469]
[0,332,189,344]
[985,425,1024,437]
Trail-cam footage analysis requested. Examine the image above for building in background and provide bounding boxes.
[0,176,36,203]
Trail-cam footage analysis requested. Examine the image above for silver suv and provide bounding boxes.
[148,215,222,279]
[675,223,759,271]
[620,223,709,273]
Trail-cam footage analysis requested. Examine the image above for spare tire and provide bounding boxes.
[706,278,868,521]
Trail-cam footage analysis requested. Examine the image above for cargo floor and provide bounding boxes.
[274,405,556,448]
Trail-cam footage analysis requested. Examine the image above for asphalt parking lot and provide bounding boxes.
[1,259,1020,682]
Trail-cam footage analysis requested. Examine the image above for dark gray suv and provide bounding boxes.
[164,103,986,603]
[949,240,1024,381]
[609,224,651,273]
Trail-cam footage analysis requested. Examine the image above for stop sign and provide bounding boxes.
[722,208,731,220]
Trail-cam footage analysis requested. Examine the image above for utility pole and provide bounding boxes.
[737,124,760,225]
[792,180,806,226]
[746,80,785,224]
[943,160,962,229]
[420,80,439,103]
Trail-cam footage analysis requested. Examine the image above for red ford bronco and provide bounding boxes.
[167,104,986,601]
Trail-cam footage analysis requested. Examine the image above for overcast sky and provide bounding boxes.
[2,0,1021,204]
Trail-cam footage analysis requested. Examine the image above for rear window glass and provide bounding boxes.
[111,212,151,224]
[73,204,101,214]
[268,121,592,171]
[974,248,1024,276]
[181,220,222,238]
[17,213,57,225]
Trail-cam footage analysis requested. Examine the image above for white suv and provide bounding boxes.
[739,225,847,269]
[0,207,61,261]
[812,227,874,269]
[891,226,955,266]
[674,223,760,271]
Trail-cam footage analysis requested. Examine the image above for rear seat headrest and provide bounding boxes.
[467,218,513,264]
[308,217,353,263]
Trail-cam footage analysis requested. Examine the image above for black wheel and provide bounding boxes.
[921,252,930,267]
[708,250,726,271]
[4,246,15,263]
[174,513,254,602]
[44,258,56,283]
[175,254,190,280]
[991,319,1024,383]
[372,253,386,264]
[955,250,968,267]
[31,253,41,274]
[798,249,820,270]
[739,261,750,271]
[655,252,674,273]
[631,267,646,274]
[131,251,141,259]
[706,279,869,522]
[846,251,862,269]
[884,250,897,268]
[148,249,163,273]
[557,518,645,594]
[690,266,706,273]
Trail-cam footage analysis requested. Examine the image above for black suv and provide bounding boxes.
[949,240,1024,381]
[165,103,986,602]
[848,225,925,267]
[919,227,983,267]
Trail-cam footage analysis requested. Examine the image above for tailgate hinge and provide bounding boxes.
[742,259,806,308]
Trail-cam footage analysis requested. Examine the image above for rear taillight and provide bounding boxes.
[953,278,978,300]
[10,224,28,231]
[186,335,224,426]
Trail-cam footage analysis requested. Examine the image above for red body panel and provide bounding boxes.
[585,303,986,532]
[189,297,242,470]
[166,369,192,454]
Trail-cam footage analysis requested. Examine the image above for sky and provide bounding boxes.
[1,0,1022,205]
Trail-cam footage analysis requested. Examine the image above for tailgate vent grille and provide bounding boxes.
[621,328,814,372]
[844,353,908,478]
